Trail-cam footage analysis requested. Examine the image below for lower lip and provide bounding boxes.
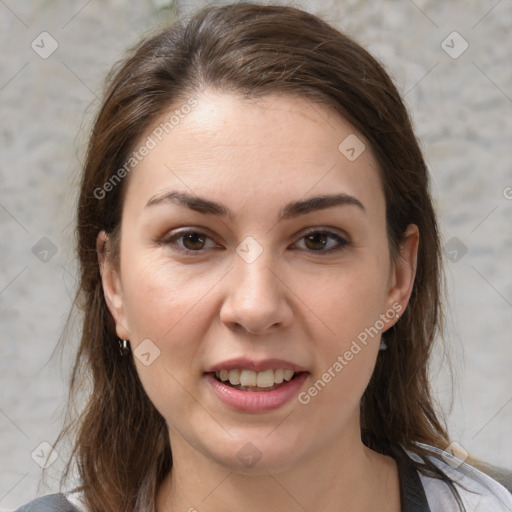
[205,372,309,413]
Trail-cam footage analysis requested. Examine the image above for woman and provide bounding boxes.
[15,3,512,511]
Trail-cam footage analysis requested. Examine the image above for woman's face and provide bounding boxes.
[100,90,418,473]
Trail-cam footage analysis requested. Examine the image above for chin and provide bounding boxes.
[205,434,307,475]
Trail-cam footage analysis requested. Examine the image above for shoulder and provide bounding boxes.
[11,491,87,512]
[409,443,512,512]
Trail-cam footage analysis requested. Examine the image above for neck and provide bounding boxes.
[156,427,400,512]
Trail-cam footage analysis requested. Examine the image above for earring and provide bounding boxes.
[379,312,401,351]
[118,339,131,357]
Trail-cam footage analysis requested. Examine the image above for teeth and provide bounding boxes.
[283,369,294,381]
[215,369,297,388]
[228,369,240,385]
[256,369,275,387]
[240,369,257,386]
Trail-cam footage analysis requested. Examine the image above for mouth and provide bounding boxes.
[204,358,309,411]
[209,368,305,392]
[205,369,309,412]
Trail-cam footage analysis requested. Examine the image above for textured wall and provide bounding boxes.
[1,0,511,509]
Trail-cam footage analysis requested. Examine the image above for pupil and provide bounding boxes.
[305,233,327,251]
[184,233,205,250]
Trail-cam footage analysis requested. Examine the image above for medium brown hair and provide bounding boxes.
[52,3,474,510]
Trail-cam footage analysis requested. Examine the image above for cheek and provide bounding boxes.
[119,254,211,400]
[120,250,220,342]
[294,259,388,407]
[299,299,381,421]
[298,257,390,339]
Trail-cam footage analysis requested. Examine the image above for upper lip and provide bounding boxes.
[205,358,308,373]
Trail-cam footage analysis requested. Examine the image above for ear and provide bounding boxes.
[384,223,419,322]
[97,231,130,340]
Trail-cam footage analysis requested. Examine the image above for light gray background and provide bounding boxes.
[1,0,511,509]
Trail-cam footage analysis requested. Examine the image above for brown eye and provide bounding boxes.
[295,230,348,253]
[181,232,207,250]
[304,232,329,251]
[162,229,218,254]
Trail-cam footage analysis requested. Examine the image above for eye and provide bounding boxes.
[162,229,218,253]
[293,229,349,252]
[160,228,349,255]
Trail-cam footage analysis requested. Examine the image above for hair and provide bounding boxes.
[48,3,502,511]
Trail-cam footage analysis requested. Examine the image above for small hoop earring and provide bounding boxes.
[380,313,401,351]
[118,339,131,357]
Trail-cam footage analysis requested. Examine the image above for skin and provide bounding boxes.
[98,90,419,512]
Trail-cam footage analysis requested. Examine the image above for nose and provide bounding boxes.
[219,250,293,335]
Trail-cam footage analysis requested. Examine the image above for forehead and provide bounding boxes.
[124,90,384,218]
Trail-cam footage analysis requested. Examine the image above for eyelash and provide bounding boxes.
[160,228,349,255]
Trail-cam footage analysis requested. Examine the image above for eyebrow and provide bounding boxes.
[145,191,365,220]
